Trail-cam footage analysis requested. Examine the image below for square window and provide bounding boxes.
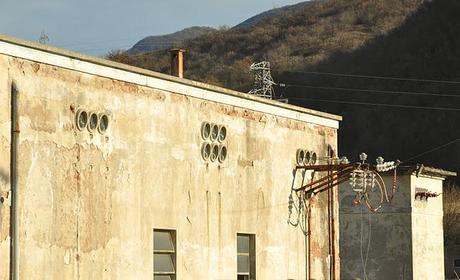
[154,229,176,280]
[237,233,255,280]
[454,259,460,267]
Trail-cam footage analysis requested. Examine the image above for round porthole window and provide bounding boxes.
[311,152,317,165]
[76,109,88,131]
[218,145,227,163]
[305,150,311,165]
[98,114,109,134]
[87,112,99,132]
[210,144,219,162]
[201,142,211,161]
[296,149,305,165]
[201,122,211,140]
[218,126,227,142]
[210,124,219,142]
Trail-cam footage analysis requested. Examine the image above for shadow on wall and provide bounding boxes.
[287,169,310,234]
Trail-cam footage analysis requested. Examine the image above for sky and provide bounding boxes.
[0,0,303,56]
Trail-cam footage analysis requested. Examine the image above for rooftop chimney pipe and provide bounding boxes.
[169,48,185,78]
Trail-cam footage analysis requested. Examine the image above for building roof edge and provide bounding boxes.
[0,34,342,122]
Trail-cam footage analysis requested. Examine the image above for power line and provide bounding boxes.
[281,84,460,99]
[286,70,460,85]
[289,97,460,111]
[402,137,460,163]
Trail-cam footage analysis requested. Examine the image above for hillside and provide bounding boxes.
[108,0,460,180]
[233,1,312,30]
[109,0,425,90]
[126,26,215,54]
[281,0,460,174]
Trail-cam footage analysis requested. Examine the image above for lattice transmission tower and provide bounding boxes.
[39,30,49,44]
[248,61,276,99]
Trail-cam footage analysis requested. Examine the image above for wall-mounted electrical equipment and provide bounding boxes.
[201,122,227,163]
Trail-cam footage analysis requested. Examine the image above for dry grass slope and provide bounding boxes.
[108,0,425,91]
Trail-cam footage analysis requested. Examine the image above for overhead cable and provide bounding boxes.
[402,138,460,163]
[289,97,460,111]
[285,70,460,85]
[281,84,460,98]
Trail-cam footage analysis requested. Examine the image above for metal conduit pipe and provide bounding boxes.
[10,81,19,280]
[307,204,311,280]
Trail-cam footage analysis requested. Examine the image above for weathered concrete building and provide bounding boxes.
[339,165,455,280]
[0,35,342,280]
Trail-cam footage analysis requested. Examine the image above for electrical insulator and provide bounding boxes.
[365,172,373,188]
[349,172,356,188]
[340,156,350,164]
[351,169,365,192]
[371,173,376,189]
[288,194,294,213]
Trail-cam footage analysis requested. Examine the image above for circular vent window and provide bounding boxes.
[210,124,219,142]
[88,112,99,132]
[98,114,109,134]
[218,145,227,163]
[218,126,227,142]
[76,109,88,131]
[311,152,317,165]
[210,144,219,162]
[201,122,211,140]
[201,142,211,161]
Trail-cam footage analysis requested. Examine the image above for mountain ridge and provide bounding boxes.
[127,26,215,54]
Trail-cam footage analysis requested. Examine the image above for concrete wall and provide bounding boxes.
[339,174,413,280]
[340,172,446,280]
[411,175,445,280]
[0,38,340,280]
[0,53,11,280]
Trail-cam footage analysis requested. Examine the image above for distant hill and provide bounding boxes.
[233,1,312,29]
[126,26,215,54]
[108,0,460,182]
[110,0,425,90]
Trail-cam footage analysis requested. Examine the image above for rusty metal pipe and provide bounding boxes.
[311,175,350,196]
[10,81,19,280]
[304,171,352,194]
[307,205,311,280]
[327,168,332,280]
[298,167,353,192]
[295,163,354,171]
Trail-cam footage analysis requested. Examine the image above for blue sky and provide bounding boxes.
[0,0,303,56]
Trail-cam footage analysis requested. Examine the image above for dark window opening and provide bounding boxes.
[154,229,176,280]
[237,234,256,280]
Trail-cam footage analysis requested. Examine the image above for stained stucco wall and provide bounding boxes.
[339,174,413,280]
[340,171,446,280]
[0,49,339,280]
[0,53,11,280]
[411,175,445,280]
